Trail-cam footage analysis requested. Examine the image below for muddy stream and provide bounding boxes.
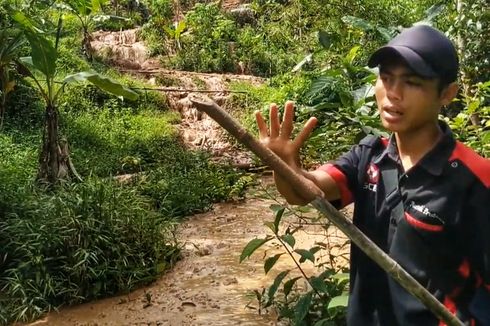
[29,178,349,326]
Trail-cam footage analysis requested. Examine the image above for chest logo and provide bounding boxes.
[363,163,379,192]
[366,163,380,184]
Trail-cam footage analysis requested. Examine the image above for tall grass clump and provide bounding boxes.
[140,145,247,217]
[0,176,179,324]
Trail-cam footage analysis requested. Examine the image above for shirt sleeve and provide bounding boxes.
[315,144,363,208]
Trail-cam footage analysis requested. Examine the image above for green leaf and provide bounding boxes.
[0,31,25,64]
[175,20,186,36]
[313,319,336,326]
[309,246,322,255]
[482,130,490,143]
[63,71,139,101]
[283,276,301,297]
[341,15,373,31]
[10,11,41,33]
[156,262,167,273]
[266,270,289,306]
[345,46,360,66]
[281,234,296,248]
[293,292,313,325]
[263,221,276,233]
[264,253,283,274]
[331,272,350,282]
[24,32,57,78]
[272,205,285,234]
[239,237,272,263]
[19,56,34,69]
[376,26,394,42]
[309,276,329,294]
[318,30,332,49]
[328,293,349,309]
[294,248,315,263]
[163,25,175,38]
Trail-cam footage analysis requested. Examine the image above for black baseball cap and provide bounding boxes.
[368,25,459,82]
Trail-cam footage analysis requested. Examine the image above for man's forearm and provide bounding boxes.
[273,168,341,206]
[273,170,311,205]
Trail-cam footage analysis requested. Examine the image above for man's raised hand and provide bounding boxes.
[255,101,317,169]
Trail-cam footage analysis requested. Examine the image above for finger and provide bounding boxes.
[269,103,280,138]
[255,110,269,139]
[293,117,317,149]
[280,101,294,139]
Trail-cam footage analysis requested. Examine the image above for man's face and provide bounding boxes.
[374,62,444,134]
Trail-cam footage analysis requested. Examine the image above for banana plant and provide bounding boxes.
[0,30,25,130]
[163,20,186,51]
[59,0,128,60]
[11,11,138,184]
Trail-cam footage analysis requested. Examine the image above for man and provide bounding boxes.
[255,25,490,325]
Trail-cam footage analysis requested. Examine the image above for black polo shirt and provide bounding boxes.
[318,121,490,325]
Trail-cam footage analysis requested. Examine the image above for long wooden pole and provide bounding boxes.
[189,95,464,326]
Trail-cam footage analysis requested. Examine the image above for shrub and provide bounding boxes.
[140,146,247,217]
[170,3,239,72]
[240,203,349,325]
[0,177,180,324]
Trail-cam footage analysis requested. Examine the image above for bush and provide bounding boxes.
[169,3,239,72]
[0,177,180,324]
[62,104,179,176]
[240,203,349,325]
[140,146,247,217]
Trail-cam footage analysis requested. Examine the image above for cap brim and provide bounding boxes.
[367,45,438,78]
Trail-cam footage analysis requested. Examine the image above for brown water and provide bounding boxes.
[26,178,349,326]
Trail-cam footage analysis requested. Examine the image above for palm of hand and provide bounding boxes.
[255,101,317,168]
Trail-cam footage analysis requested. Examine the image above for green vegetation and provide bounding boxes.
[240,203,350,324]
[0,0,488,324]
[0,2,246,324]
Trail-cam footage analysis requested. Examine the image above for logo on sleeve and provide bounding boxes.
[364,163,379,192]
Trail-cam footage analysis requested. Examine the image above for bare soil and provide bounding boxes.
[91,28,264,168]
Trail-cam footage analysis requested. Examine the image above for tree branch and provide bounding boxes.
[133,86,247,94]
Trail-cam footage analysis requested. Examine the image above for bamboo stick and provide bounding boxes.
[189,95,464,326]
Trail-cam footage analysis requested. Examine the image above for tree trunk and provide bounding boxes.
[82,30,93,62]
[0,95,6,130]
[38,103,69,184]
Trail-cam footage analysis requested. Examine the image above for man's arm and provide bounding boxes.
[255,101,341,205]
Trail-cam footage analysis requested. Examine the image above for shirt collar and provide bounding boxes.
[373,121,456,176]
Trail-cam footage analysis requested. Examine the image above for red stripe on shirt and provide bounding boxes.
[449,141,490,188]
[439,296,458,326]
[317,164,353,208]
[381,137,389,147]
[458,259,470,279]
[404,212,444,232]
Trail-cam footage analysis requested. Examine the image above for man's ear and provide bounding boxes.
[440,82,459,106]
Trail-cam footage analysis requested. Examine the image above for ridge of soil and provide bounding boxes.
[91,28,264,168]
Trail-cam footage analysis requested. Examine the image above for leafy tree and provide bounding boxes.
[61,0,104,60]
[11,11,138,184]
[60,0,128,60]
